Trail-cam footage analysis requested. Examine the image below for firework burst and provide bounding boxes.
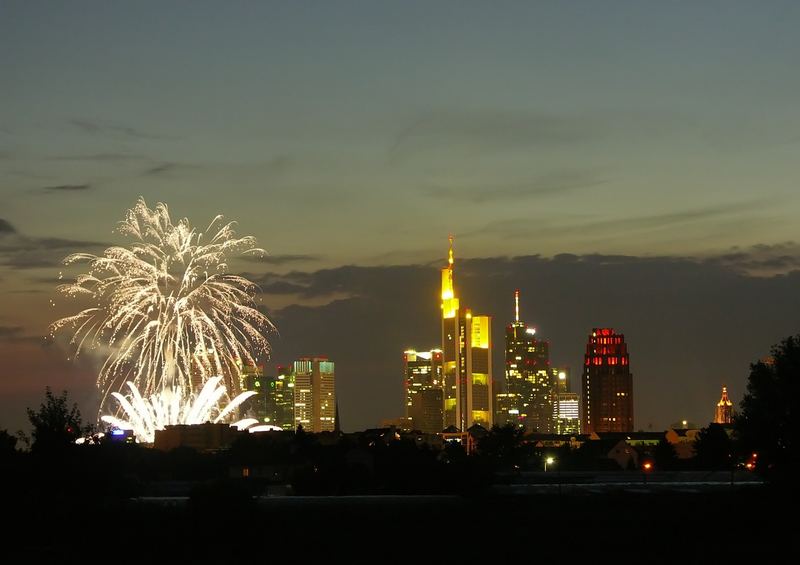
[51,197,274,421]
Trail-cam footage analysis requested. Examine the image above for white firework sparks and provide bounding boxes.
[101,378,257,443]
[51,197,274,430]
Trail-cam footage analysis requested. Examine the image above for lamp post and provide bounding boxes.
[544,456,555,472]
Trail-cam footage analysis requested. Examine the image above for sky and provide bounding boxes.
[2,1,800,433]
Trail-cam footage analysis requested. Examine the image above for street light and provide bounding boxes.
[544,456,555,472]
[642,461,653,484]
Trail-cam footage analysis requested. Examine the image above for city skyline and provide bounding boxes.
[3,2,800,434]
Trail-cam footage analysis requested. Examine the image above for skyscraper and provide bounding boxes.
[293,356,336,433]
[581,328,634,433]
[502,290,554,432]
[441,237,493,430]
[714,386,733,424]
[241,363,296,429]
[554,392,580,435]
[404,349,444,433]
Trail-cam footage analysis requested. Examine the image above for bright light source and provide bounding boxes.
[525,328,536,335]
[558,372,566,380]
[643,462,653,471]
[546,457,555,465]
[111,429,126,437]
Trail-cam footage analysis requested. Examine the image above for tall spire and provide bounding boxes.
[714,385,733,424]
[448,234,454,268]
[514,289,520,322]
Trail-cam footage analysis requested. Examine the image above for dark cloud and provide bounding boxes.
[240,253,322,266]
[703,242,800,275]
[50,153,145,162]
[423,170,608,203]
[70,118,169,140]
[144,163,178,175]
[41,184,92,192]
[0,325,42,344]
[0,235,108,270]
[390,110,601,161]
[0,219,16,235]
[260,253,800,431]
[465,200,767,240]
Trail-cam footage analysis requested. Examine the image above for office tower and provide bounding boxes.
[404,349,444,433]
[494,392,522,427]
[441,237,493,430]
[242,363,296,429]
[581,328,634,433]
[502,290,553,433]
[714,386,733,424]
[554,393,581,434]
[293,356,336,433]
[554,368,570,394]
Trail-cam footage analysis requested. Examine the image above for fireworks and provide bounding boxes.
[52,198,274,437]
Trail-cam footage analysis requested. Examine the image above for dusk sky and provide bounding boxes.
[2,1,800,433]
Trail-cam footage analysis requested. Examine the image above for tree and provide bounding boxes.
[26,387,87,452]
[653,438,679,471]
[736,334,800,477]
[0,429,17,458]
[694,423,732,470]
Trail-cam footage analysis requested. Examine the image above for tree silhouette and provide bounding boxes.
[26,387,87,452]
[653,437,679,470]
[694,423,732,470]
[736,334,800,477]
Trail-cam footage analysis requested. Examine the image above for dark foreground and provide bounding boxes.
[6,483,790,563]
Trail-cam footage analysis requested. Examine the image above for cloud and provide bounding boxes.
[144,163,178,175]
[260,252,800,431]
[240,253,322,266]
[423,170,608,203]
[0,219,16,235]
[0,234,109,270]
[464,200,768,240]
[0,325,42,344]
[703,242,800,276]
[49,153,145,162]
[389,109,601,162]
[70,118,170,140]
[40,184,92,192]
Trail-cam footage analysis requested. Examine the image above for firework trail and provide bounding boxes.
[51,197,274,432]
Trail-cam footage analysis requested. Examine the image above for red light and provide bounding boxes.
[642,462,652,471]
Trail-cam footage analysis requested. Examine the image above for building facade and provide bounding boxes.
[581,328,634,433]
[554,392,581,435]
[441,237,493,430]
[293,356,336,433]
[404,349,444,433]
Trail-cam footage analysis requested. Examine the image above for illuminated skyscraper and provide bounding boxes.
[404,349,444,433]
[581,328,633,433]
[242,364,296,429]
[293,356,336,433]
[501,290,554,432]
[554,392,580,435]
[441,237,493,430]
[714,386,733,424]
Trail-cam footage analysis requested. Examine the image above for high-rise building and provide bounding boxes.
[581,328,634,433]
[714,386,733,424]
[501,290,554,432]
[554,392,580,435]
[293,356,336,433]
[494,392,523,427]
[242,363,296,430]
[404,349,444,433]
[441,237,493,430]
